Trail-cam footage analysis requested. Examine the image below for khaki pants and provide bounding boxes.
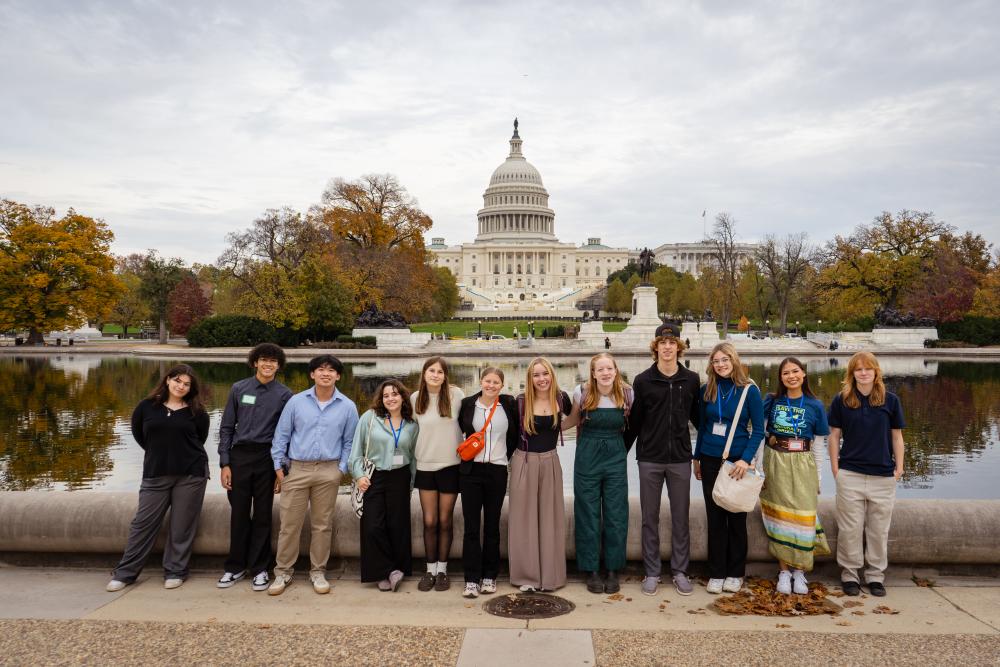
[835,469,896,584]
[274,460,342,578]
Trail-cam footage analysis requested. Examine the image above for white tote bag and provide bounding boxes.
[350,414,376,519]
[711,380,765,513]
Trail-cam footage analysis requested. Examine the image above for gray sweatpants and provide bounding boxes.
[112,475,208,583]
[638,461,692,577]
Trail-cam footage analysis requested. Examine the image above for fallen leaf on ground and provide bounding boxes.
[607,593,624,601]
[873,605,900,615]
[913,576,935,588]
[658,604,666,610]
[776,623,791,628]
[843,601,864,608]
[625,597,633,602]
[687,609,706,615]
[828,590,845,598]
[835,621,853,627]
[851,610,865,616]
[257,624,271,629]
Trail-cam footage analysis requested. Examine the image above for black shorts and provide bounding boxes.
[414,464,460,493]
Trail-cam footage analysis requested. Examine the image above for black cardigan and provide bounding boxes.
[130,398,211,478]
[457,392,521,461]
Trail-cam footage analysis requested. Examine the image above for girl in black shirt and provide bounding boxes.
[106,364,211,592]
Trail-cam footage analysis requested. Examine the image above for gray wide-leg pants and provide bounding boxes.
[112,474,208,583]
[638,461,692,578]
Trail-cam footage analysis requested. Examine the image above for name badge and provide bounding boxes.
[392,454,405,466]
[712,422,727,437]
[787,439,805,451]
[241,394,257,405]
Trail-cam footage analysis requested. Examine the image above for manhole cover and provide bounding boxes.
[482,592,575,619]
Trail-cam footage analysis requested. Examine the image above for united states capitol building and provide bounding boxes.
[428,121,756,313]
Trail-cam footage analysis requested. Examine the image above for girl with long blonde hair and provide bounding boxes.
[693,342,765,595]
[563,353,634,594]
[828,351,905,598]
[508,357,572,592]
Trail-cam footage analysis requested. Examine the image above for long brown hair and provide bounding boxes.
[772,357,816,400]
[841,351,886,408]
[146,364,205,414]
[415,356,453,417]
[523,357,563,435]
[703,342,751,402]
[582,353,628,411]
[371,379,413,420]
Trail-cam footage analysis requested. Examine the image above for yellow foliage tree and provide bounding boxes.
[0,200,122,344]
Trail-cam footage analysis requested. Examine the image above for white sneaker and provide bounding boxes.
[463,582,480,598]
[311,573,331,594]
[251,571,269,592]
[519,584,537,592]
[480,578,497,594]
[106,579,126,592]
[722,577,743,593]
[792,570,809,595]
[217,571,245,588]
[268,573,292,596]
[776,571,792,595]
[164,578,184,590]
[706,578,724,594]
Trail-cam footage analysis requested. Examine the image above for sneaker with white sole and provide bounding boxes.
[641,576,660,596]
[389,570,404,592]
[776,571,792,595]
[672,573,693,596]
[463,582,480,598]
[792,570,809,595]
[217,571,246,588]
[722,577,743,593]
[311,573,331,594]
[106,579,127,592]
[706,578,724,594]
[519,584,537,592]
[480,578,497,594]
[164,578,184,590]
[268,573,292,596]
[251,571,269,592]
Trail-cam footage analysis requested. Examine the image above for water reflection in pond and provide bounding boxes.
[0,355,997,499]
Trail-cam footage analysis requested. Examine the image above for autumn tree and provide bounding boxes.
[135,251,186,344]
[167,274,212,335]
[0,200,122,344]
[816,210,952,314]
[650,266,682,316]
[708,213,742,333]
[417,267,461,322]
[605,279,629,313]
[971,251,1000,317]
[295,255,356,341]
[670,272,702,318]
[109,270,149,338]
[316,174,437,320]
[755,233,812,334]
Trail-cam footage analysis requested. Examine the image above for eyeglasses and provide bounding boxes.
[711,357,732,366]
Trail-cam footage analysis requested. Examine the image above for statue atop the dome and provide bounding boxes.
[638,247,655,285]
[514,117,518,132]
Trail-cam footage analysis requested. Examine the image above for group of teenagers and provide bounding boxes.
[105,322,905,601]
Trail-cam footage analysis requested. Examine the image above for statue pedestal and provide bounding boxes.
[681,321,720,349]
[351,327,431,350]
[871,327,938,349]
[600,285,661,348]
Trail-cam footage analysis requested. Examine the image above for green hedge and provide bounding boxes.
[186,315,279,348]
[938,317,1000,346]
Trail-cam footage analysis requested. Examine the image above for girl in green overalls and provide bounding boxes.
[564,353,634,594]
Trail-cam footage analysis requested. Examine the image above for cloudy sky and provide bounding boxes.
[2,0,998,264]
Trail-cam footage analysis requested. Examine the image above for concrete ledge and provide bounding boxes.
[1,491,997,564]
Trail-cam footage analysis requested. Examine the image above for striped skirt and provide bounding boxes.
[760,447,830,571]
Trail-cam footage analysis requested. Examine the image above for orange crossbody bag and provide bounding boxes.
[456,398,500,462]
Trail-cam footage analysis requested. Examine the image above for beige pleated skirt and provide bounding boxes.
[508,449,567,590]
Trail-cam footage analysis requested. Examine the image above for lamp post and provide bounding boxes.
[795,320,800,336]
[765,319,770,338]
[477,320,482,339]
[529,320,535,337]
[817,319,822,333]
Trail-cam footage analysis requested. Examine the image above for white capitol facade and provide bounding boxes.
[429,121,756,313]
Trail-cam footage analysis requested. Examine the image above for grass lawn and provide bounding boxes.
[101,324,142,334]
[411,320,627,337]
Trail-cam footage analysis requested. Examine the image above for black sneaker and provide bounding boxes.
[434,572,451,591]
[841,580,861,596]
[585,571,604,594]
[417,571,435,592]
[868,581,887,597]
[604,571,620,594]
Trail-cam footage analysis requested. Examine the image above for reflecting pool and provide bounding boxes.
[0,354,997,498]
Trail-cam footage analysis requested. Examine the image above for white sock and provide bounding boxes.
[437,561,448,574]
[427,563,437,574]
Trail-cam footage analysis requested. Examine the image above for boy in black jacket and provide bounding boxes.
[629,322,701,597]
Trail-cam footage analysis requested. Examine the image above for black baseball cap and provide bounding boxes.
[654,321,680,338]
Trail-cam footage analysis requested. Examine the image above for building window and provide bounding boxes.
[494,264,500,274]
[508,278,512,286]
[562,264,566,272]
[472,278,476,286]
[472,264,476,273]
[495,277,499,286]
[595,266,601,276]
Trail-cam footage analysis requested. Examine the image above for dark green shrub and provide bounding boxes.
[938,317,1000,346]
[186,315,279,348]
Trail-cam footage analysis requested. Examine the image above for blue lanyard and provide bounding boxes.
[386,417,403,449]
[716,384,735,422]
[784,395,805,436]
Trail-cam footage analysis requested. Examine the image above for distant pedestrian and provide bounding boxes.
[217,343,292,593]
[350,379,418,592]
[268,354,359,596]
[828,351,905,598]
[604,336,611,350]
[412,356,465,592]
[106,364,210,592]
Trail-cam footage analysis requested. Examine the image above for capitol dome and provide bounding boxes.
[475,119,557,242]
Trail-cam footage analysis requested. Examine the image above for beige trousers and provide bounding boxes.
[835,469,896,584]
[508,449,567,590]
[274,460,342,577]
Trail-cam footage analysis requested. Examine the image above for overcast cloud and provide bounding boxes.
[2,0,998,263]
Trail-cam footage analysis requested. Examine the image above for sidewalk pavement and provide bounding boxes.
[0,566,998,665]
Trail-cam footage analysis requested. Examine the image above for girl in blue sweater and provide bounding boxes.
[694,342,764,594]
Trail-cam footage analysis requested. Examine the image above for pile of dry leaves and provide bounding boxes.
[712,577,843,617]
